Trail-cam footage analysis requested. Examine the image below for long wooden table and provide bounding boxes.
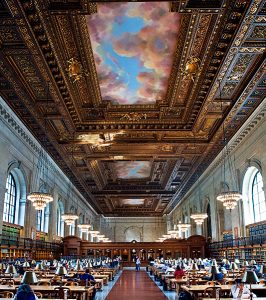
[181,284,266,300]
[0,284,94,300]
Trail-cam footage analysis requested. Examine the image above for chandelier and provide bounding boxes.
[27,151,53,211]
[216,81,242,211]
[77,224,91,232]
[191,213,208,225]
[178,223,191,232]
[61,213,79,226]
[27,192,53,210]
[217,191,242,210]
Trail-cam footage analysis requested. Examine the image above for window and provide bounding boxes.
[36,210,43,232]
[243,167,266,225]
[3,174,17,223]
[57,201,64,237]
[36,204,50,233]
[251,171,266,222]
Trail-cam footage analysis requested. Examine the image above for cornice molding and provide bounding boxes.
[0,97,98,216]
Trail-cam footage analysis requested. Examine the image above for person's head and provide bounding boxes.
[85,268,90,274]
[234,278,242,285]
[176,266,181,271]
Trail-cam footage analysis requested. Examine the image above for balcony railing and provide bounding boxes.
[0,234,62,252]
[208,233,266,250]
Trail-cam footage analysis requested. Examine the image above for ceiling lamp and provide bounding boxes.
[216,81,242,211]
[67,58,83,83]
[77,224,91,232]
[61,213,79,226]
[191,213,208,225]
[217,192,242,210]
[178,223,191,232]
[27,192,53,211]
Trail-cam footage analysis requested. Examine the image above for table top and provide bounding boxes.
[181,284,266,292]
[0,285,94,293]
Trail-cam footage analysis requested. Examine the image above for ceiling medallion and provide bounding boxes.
[66,58,83,83]
[183,57,201,81]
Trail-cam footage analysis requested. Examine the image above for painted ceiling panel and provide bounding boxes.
[86,2,180,105]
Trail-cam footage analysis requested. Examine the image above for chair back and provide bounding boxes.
[203,287,221,298]
[54,287,70,299]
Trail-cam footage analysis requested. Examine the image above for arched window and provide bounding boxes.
[243,167,266,225]
[3,164,27,226]
[3,174,17,223]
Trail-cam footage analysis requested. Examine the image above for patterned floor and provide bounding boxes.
[94,268,178,300]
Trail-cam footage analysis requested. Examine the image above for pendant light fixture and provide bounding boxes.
[62,138,78,226]
[191,172,208,225]
[216,81,242,210]
[27,84,53,210]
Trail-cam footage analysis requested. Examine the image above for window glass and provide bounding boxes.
[3,174,17,223]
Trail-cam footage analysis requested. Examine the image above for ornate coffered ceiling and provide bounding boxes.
[0,0,265,216]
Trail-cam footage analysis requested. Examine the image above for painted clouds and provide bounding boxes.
[112,161,152,179]
[86,3,180,105]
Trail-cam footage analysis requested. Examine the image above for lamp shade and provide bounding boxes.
[75,262,83,271]
[250,260,256,266]
[35,263,44,271]
[21,271,38,284]
[242,270,259,284]
[210,266,219,275]
[23,261,30,268]
[191,263,198,271]
[55,266,68,275]
[230,262,238,270]
[242,261,249,267]
[211,259,218,266]
[5,265,17,274]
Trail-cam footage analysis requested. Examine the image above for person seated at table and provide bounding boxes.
[230,279,256,299]
[14,284,38,300]
[17,266,25,275]
[165,264,175,275]
[79,269,97,299]
[174,265,186,278]
[79,269,96,285]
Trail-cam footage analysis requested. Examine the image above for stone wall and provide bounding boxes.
[100,217,167,242]
[170,102,266,242]
[0,97,97,240]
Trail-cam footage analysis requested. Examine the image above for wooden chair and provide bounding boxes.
[64,281,79,286]
[203,287,221,298]
[37,281,51,286]
[0,291,14,298]
[34,292,43,298]
[54,287,70,299]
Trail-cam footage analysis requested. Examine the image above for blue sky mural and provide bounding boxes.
[112,161,152,179]
[87,2,180,105]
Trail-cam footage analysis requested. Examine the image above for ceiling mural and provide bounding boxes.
[86,2,180,105]
[122,199,145,206]
[0,0,265,216]
[112,161,152,179]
